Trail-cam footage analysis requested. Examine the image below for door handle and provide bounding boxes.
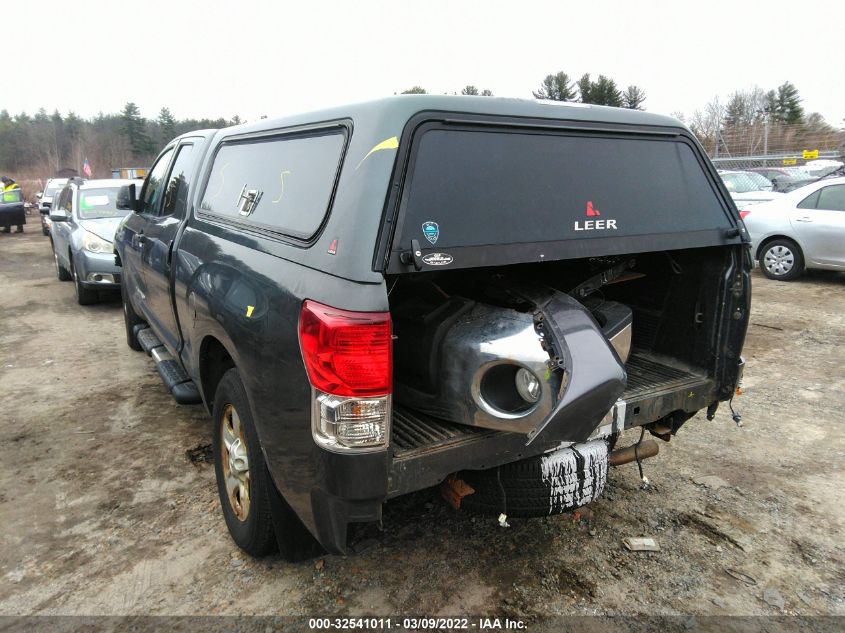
[794,216,813,223]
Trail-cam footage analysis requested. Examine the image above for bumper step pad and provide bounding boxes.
[136,328,203,406]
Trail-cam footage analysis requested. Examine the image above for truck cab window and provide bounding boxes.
[160,144,195,218]
[140,148,175,216]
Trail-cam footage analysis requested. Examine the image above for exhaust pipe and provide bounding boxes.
[609,439,659,466]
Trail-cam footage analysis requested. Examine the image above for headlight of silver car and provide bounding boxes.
[82,231,113,254]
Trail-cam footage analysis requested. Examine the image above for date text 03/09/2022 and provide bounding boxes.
[308,617,527,630]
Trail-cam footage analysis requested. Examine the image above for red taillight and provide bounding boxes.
[299,300,392,397]
[739,210,751,219]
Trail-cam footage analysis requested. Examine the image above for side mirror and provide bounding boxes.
[36,192,43,199]
[116,183,138,211]
[49,210,70,222]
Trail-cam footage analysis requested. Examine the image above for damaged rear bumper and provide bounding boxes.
[312,350,716,553]
[388,350,716,499]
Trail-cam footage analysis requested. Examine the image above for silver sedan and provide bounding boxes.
[743,176,845,281]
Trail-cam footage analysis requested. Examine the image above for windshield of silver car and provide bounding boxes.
[77,188,131,220]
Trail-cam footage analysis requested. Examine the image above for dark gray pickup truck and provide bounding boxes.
[114,95,750,559]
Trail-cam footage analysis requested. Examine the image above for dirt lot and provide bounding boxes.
[1,230,843,621]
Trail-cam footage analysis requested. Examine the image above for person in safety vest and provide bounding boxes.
[1,176,24,233]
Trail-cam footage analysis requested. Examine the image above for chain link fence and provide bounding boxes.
[697,122,845,172]
[710,151,842,173]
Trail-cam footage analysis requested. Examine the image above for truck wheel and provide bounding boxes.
[760,239,804,281]
[71,257,99,305]
[121,281,144,351]
[212,369,319,559]
[212,369,278,557]
[53,243,71,281]
[458,440,609,518]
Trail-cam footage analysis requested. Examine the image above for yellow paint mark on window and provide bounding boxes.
[271,170,291,204]
[246,305,255,318]
[355,136,399,170]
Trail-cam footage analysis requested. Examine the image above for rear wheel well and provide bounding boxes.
[199,337,235,413]
[757,235,800,260]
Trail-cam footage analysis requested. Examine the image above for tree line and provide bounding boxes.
[0,104,240,179]
[401,73,646,108]
[3,75,840,179]
[530,71,646,109]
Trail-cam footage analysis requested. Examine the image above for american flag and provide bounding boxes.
[82,158,92,178]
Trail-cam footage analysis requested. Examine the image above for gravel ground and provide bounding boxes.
[1,229,843,621]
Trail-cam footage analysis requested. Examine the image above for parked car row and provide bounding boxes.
[742,175,845,281]
[47,178,143,304]
[719,161,844,207]
[36,177,70,235]
[716,159,845,281]
[746,167,817,192]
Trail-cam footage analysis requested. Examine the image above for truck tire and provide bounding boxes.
[212,369,318,559]
[121,281,144,351]
[71,257,98,305]
[458,439,608,518]
[53,243,71,281]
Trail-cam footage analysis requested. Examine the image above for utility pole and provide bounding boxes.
[763,109,770,159]
[757,108,771,163]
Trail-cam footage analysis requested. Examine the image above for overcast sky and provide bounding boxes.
[5,0,844,126]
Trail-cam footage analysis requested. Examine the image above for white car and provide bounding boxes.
[743,176,845,280]
[37,177,70,214]
[798,159,844,178]
[719,170,783,210]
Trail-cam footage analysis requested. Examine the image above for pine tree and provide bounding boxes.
[401,86,427,94]
[764,90,778,117]
[157,107,176,142]
[622,85,646,110]
[533,72,576,101]
[723,92,747,128]
[121,102,153,158]
[461,85,479,96]
[774,82,803,124]
[480,89,493,97]
[592,76,623,107]
[576,74,593,103]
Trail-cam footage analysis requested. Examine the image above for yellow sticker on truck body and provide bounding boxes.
[355,136,399,170]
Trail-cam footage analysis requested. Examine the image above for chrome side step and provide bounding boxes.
[136,327,202,405]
